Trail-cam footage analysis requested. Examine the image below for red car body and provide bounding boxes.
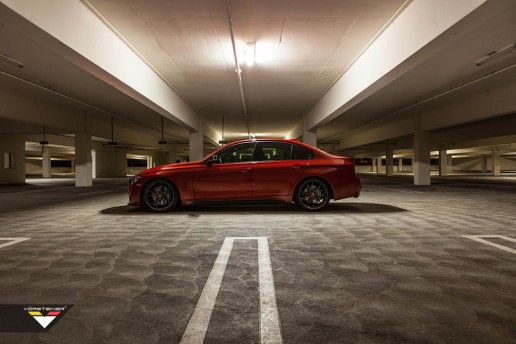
[128,139,361,211]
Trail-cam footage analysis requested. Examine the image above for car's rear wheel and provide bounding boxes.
[294,178,330,211]
[142,179,178,212]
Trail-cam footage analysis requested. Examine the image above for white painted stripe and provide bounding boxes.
[180,237,283,344]
[258,237,283,344]
[180,237,234,344]
[0,237,30,249]
[462,235,516,254]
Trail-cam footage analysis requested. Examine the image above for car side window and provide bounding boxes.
[257,142,292,161]
[291,144,313,160]
[217,142,256,163]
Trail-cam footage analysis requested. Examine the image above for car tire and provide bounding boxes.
[294,178,330,211]
[141,179,179,212]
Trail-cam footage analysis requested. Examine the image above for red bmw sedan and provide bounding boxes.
[128,139,361,212]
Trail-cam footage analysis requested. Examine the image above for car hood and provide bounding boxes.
[139,161,203,175]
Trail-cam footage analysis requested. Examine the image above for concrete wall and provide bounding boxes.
[95,147,127,178]
[0,138,25,184]
[453,156,516,172]
[26,158,74,176]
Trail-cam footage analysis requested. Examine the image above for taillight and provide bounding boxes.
[343,157,355,172]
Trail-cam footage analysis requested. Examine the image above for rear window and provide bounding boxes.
[291,144,312,160]
[259,142,292,161]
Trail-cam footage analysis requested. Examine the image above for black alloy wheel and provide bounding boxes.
[142,179,178,212]
[295,178,330,211]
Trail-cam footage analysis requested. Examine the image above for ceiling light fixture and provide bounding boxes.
[0,53,24,68]
[245,42,255,67]
[476,43,516,66]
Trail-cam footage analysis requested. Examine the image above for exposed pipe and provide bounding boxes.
[225,0,251,139]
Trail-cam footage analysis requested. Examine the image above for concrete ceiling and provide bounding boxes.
[318,1,516,144]
[1,0,515,151]
[82,0,408,139]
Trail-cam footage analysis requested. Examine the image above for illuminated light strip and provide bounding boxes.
[180,237,283,344]
[0,237,30,249]
[462,235,516,254]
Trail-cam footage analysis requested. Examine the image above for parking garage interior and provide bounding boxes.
[0,0,515,343]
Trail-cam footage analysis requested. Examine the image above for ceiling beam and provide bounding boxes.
[0,0,202,132]
[287,0,497,137]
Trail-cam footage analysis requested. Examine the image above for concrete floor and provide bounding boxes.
[0,175,515,343]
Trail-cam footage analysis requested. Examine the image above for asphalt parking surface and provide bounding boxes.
[0,175,515,343]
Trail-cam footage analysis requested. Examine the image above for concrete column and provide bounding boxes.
[491,147,501,176]
[386,146,394,176]
[480,155,488,173]
[95,147,126,177]
[371,157,377,173]
[0,137,25,184]
[189,129,203,162]
[42,147,51,178]
[447,155,453,173]
[398,157,403,173]
[91,150,96,178]
[75,133,92,187]
[377,156,382,174]
[439,149,448,176]
[413,117,431,185]
[302,117,317,147]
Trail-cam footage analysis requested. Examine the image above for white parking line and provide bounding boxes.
[180,237,283,344]
[462,235,516,254]
[0,237,30,249]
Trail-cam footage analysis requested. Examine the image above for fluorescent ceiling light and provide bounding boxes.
[476,43,515,66]
[0,53,24,68]
[245,42,255,67]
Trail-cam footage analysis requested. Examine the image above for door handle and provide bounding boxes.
[291,165,301,169]
[241,167,251,173]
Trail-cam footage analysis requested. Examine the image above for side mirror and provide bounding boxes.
[206,155,218,166]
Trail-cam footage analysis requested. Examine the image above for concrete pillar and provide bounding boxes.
[413,117,431,185]
[95,147,126,178]
[480,155,488,173]
[0,137,25,184]
[398,157,403,173]
[302,117,317,148]
[75,133,92,187]
[302,130,317,148]
[439,149,447,176]
[386,146,394,176]
[189,129,203,162]
[377,156,382,174]
[91,150,96,178]
[371,157,377,173]
[42,147,51,178]
[447,155,453,173]
[491,147,501,176]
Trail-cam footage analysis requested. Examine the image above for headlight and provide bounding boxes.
[129,176,143,185]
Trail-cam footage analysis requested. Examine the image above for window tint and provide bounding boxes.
[258,142,292,161]
[291,144,312,160]
[217,142,256,163]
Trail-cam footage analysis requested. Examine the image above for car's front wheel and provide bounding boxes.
[294,178,330,211]
[142,179,178,212]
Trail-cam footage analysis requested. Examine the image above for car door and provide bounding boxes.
[193,142,257,201]
[252,141,307,199]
